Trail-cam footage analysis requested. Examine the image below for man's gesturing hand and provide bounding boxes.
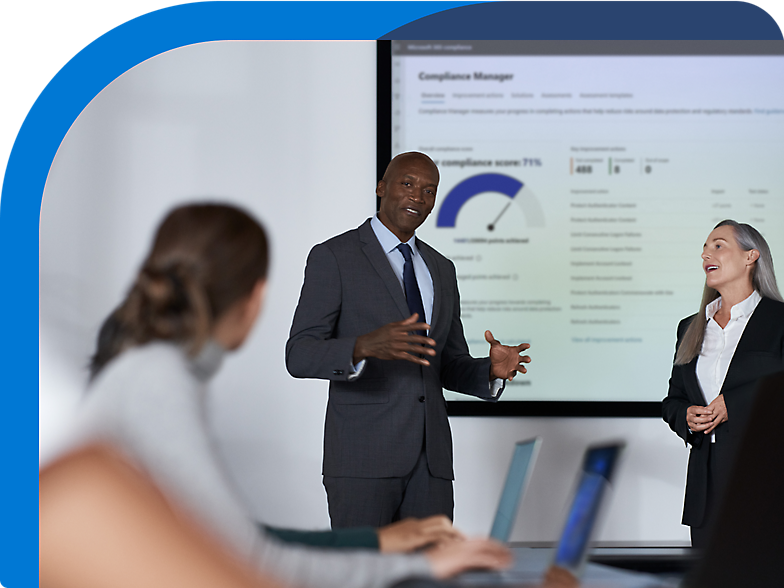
[485,330,531,381]
[353,314,437,366]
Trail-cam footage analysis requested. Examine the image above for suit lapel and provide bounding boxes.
[684,359,704,404]
[721,297,769,392]
[358,219,411,320]
[731,296,768,355]
[417,239,441,330]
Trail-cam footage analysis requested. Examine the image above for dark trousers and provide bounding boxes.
[324,447,453,528]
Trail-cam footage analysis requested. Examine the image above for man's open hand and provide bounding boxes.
[485,330,531,381]
[353,314,437,366]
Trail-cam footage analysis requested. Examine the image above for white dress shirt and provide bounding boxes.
[696,290,762,442]
[370,215,434,325]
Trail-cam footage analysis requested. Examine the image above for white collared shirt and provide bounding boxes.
[370,215,434,325]
[696,290,762,442]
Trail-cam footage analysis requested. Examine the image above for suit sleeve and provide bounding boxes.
[286,244,358,381]
[662,316,702,447]
[251,532,432,588]
[262,525,379,549]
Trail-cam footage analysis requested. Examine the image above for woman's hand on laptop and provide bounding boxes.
[425,537,513,578]
[378,516,466,553]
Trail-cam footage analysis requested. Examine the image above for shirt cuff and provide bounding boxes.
[489,378,505,398]
[348,359,366,381]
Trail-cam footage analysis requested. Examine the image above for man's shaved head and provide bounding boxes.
[382,152,440,185]
[376,152,440,242]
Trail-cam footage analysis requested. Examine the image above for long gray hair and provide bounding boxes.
[674,220,782,365]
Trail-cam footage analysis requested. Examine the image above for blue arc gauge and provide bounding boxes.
[436,173,545,230]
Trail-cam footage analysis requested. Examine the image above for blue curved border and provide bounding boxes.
[3,1,782,584]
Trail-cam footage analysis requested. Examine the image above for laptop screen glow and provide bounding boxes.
[489,438,541,542]
[552,443,623,575]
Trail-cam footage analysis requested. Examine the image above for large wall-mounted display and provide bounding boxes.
[380,41,784,415]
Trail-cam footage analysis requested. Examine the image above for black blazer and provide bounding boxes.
[286,219,497,481]
[662,296,784,527]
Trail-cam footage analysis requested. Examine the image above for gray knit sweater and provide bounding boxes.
[71,341,432,588]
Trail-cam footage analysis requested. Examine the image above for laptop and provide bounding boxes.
[549,442,625,577]
[489,438,542,543]
[454,441,653,587]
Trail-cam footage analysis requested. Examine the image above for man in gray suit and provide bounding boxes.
[286,152,530,528]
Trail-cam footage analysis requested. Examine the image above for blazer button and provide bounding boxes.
[333,369,344,376]
[418,396,425,403]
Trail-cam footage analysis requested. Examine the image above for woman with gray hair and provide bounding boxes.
[662,220,784,549]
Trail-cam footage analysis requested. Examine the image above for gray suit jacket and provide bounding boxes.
[286,219,498,480]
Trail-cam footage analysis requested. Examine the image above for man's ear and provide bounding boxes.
[376,180,386,199]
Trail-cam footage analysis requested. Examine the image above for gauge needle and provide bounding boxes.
[487,201,512,231]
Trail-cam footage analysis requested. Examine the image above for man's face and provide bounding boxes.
[376,155,439,242]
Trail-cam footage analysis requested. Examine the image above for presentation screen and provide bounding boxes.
[381,41,784,415]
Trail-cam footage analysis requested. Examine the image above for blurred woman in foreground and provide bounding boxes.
[40,444,288,588]
[46,203,509,588]
[662,220,784,548]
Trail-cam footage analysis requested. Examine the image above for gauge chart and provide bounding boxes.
[436,173,545,230]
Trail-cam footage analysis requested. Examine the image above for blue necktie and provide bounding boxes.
[396,243,427,337]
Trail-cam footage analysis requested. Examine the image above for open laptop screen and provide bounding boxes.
[490,438,541,542]
[552,443,624,575]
